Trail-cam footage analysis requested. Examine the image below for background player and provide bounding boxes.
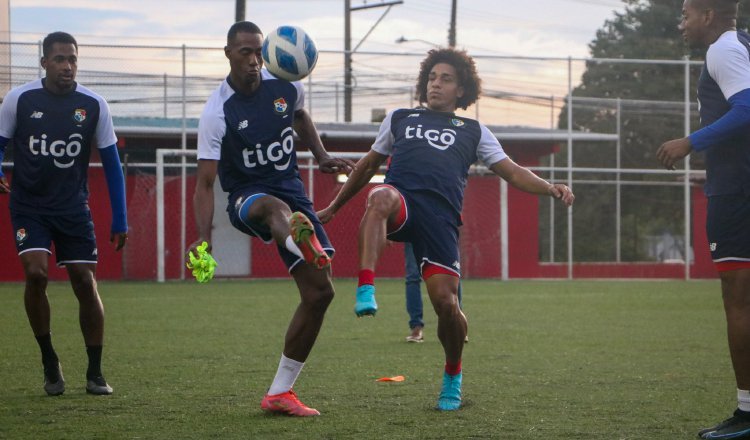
[318,48,574,411]
[658,0,750,438]
[0,31,128,396]
[186,21,354,417]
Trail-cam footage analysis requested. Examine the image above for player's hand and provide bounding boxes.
[317,205,336,224]
[549,184,575,206]
[318,155,356,175]
[111,231,128,251]
[0,176,9,193]
[656,137,691,170]
[186,239,212,266]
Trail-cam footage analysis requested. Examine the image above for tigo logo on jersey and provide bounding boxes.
[404,124,457,150]
[28,133,84,169]
[450,118,465,127]
[15,228,27,244]
[273,98,288,114]
[73,109,86,123]
[242,127,295,171]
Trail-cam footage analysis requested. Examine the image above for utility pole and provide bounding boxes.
[344,0,403,122]
[448,0,457,47]
[345,0,352,122]
[235,0,245,22]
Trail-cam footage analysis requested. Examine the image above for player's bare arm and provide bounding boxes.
[656,137,692,170]
[490,157,575,206]
[0,176,9,193]
[317,150,388,223]
[187,159,218,261]
[293,108,355,175]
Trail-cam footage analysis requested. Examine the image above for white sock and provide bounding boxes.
[738,389,750,412]
[284,235,304,259]
[267,354,305,396]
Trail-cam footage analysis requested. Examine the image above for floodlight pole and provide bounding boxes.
[448,0,457,48]
[344,0,403,122]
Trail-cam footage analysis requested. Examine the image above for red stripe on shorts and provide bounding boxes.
[715,261,750,272]
[422,263,459,280]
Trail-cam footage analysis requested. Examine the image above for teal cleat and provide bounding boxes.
[437,371,462,411]
[354,284,378,317]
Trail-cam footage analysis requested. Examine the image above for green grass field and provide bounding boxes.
[0,279,737,439]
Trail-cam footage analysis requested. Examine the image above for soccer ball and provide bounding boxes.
[262,25,319,82]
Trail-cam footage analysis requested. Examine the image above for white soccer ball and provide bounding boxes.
[262,25,319,82]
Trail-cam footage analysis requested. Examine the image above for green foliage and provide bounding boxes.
[550,0,750,262]
[0,279,734,439]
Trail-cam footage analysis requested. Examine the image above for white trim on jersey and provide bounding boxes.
[0,79,42,139]
[707,31,750,100]
[75,83,118,149]
[371,109,396,155]
[197,81,232,161]
[261,69,305,111]
[478,123,508,167]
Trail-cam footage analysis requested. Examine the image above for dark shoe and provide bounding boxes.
[699,409,750,439]
[86,375,113,395]
[43,362,65,396]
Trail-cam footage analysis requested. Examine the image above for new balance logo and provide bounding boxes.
[238,120,248,130]
[30,111,43,119]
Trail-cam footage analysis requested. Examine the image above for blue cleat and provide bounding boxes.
[699,409,750,439]
[354,284,377,317]
[437,371,462,411]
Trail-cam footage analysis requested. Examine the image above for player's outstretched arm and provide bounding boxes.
[317,150,389,223]
[293,108,356,174]
[490,157,574,206]
[187,159,218,262]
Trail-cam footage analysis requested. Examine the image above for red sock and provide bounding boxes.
[445,360,462,376]
[358,269,375,287]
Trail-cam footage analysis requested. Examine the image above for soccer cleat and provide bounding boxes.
[43,362,65,396]
[437,371,462,411]
[290,212,331,269]
[261,389,320,416]
[355,284,378,317]
[86,376,113,395]
[699,409,750,439]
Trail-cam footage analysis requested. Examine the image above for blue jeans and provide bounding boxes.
[405,242,462,329]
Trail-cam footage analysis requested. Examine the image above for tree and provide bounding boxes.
[543,0,750,263]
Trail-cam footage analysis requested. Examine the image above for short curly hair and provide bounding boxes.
[415,48,482,110]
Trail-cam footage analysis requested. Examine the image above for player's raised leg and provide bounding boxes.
[425,272,466,411]
[355,186,402,317]
[261,263,334,416]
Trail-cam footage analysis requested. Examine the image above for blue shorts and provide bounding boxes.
[10,209,98,266]
[227,181,334,271]
[385,188,461,276]
[706,193,750,265]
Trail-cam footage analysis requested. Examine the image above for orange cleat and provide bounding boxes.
[261,389,321,416]
[290,212,331,269]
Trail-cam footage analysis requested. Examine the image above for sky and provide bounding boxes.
[10,0,627,58]
[6,0,633,126]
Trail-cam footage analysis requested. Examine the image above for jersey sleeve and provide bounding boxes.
[94,96,118,149]
[197,90,226,161]
[0,87,19,139]
[706,36,750,100]
[292,81,305,111]
[371,110,396,155]
[477,123,508,167]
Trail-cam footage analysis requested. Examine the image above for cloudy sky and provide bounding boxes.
[11,0,627,57]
